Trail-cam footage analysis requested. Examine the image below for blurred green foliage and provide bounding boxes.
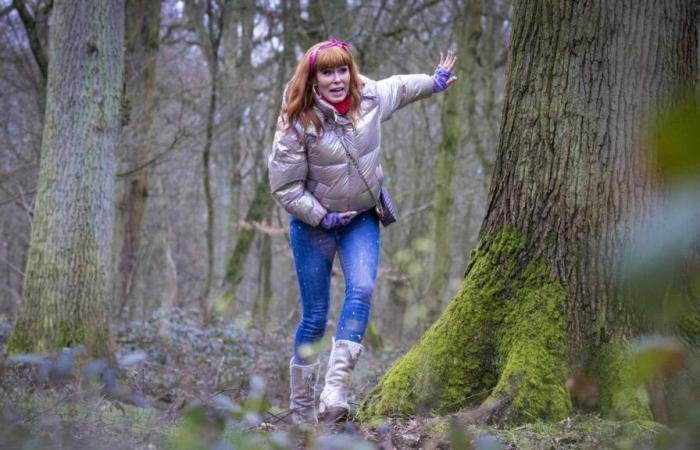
[621,92,700,450]
[650,97,700,184]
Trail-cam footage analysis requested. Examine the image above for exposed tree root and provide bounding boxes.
[461,396,511,425]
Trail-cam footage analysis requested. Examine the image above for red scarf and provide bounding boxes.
[321,94,352,115]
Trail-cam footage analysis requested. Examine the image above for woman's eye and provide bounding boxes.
[339,67,348,73]
[322,70,332,76]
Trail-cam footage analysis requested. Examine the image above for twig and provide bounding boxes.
[0,254,24,277]
[238,219,288,237]
[213,356,225,387]
[0,188,36,207]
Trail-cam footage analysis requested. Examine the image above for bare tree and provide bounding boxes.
[114,0,162,320]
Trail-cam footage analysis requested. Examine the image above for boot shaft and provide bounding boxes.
[289,358,320,424]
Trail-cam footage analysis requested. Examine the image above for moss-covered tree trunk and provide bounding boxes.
[8,0,124,356]
[114,0,161,320]
[217,171,273,313]
[361,0,697,424]
[425,0,481,324]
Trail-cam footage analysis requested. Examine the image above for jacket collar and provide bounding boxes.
[313,87,339,121]
[313,88,355,128]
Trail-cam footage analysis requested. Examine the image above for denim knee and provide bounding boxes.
[346,283,374,303]
[299,315,326,339]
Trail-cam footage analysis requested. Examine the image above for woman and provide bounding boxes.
[268,38,456,424]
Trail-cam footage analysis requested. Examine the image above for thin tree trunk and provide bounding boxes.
[425,0,481,324]
[114,0,161,320]
[200,61,217,320]
[8,0,124,356]
[221,0,254,279]
[254,233,273,326]
[361,0,697,424]
[195,0,224,321]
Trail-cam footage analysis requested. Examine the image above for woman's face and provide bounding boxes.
[315,65,350,103]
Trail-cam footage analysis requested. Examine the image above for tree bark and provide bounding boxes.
[360,0,697,424]
[8,0,124,356]
[425,0,481,324]
[114,0,161,320]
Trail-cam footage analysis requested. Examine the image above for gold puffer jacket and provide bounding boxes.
[268,74,434,226]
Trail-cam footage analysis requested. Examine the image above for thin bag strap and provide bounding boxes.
[337,135,380,206]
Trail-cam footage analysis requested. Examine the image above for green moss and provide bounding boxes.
[6,328,33,354]
[487,259,570,423]
[56,321,87,348]
[590,343,652,421]
[7,320,109,357]
[358,227,570,424]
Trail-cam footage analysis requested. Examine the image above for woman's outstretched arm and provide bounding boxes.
[374,49,458,121]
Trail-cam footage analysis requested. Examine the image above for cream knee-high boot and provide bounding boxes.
[319,338,363,421]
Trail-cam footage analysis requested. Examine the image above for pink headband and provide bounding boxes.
[308,38,351,73]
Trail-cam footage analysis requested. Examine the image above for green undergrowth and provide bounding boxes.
[358,227,570,424]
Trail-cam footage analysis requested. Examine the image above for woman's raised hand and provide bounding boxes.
[432,50,458,93]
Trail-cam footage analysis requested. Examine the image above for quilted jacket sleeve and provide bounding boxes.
[375,74,434,121]
[268,114,327,226]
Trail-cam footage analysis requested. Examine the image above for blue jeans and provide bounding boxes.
[289,210,380,364]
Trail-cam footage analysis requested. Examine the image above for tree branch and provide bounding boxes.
[12,0,48,81]
[0,4,14,19]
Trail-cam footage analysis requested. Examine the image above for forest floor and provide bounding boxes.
[0,311,669,449]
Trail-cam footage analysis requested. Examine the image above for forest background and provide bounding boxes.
[0,0,699,449]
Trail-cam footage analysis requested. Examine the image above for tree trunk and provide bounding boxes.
[221,0,254,273]
[114,0,161,320]
[190,0,225,321]
[360,0,697,424]
[425,0,481,324]
[8,0,124,356]
[200,58,218,321]
[216,171,273,313]
[253,232,273,326]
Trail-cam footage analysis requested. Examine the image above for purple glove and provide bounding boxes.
[432,66,452,93]
[321,212,354,229]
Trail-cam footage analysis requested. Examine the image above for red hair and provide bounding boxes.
[282,41,363,135]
